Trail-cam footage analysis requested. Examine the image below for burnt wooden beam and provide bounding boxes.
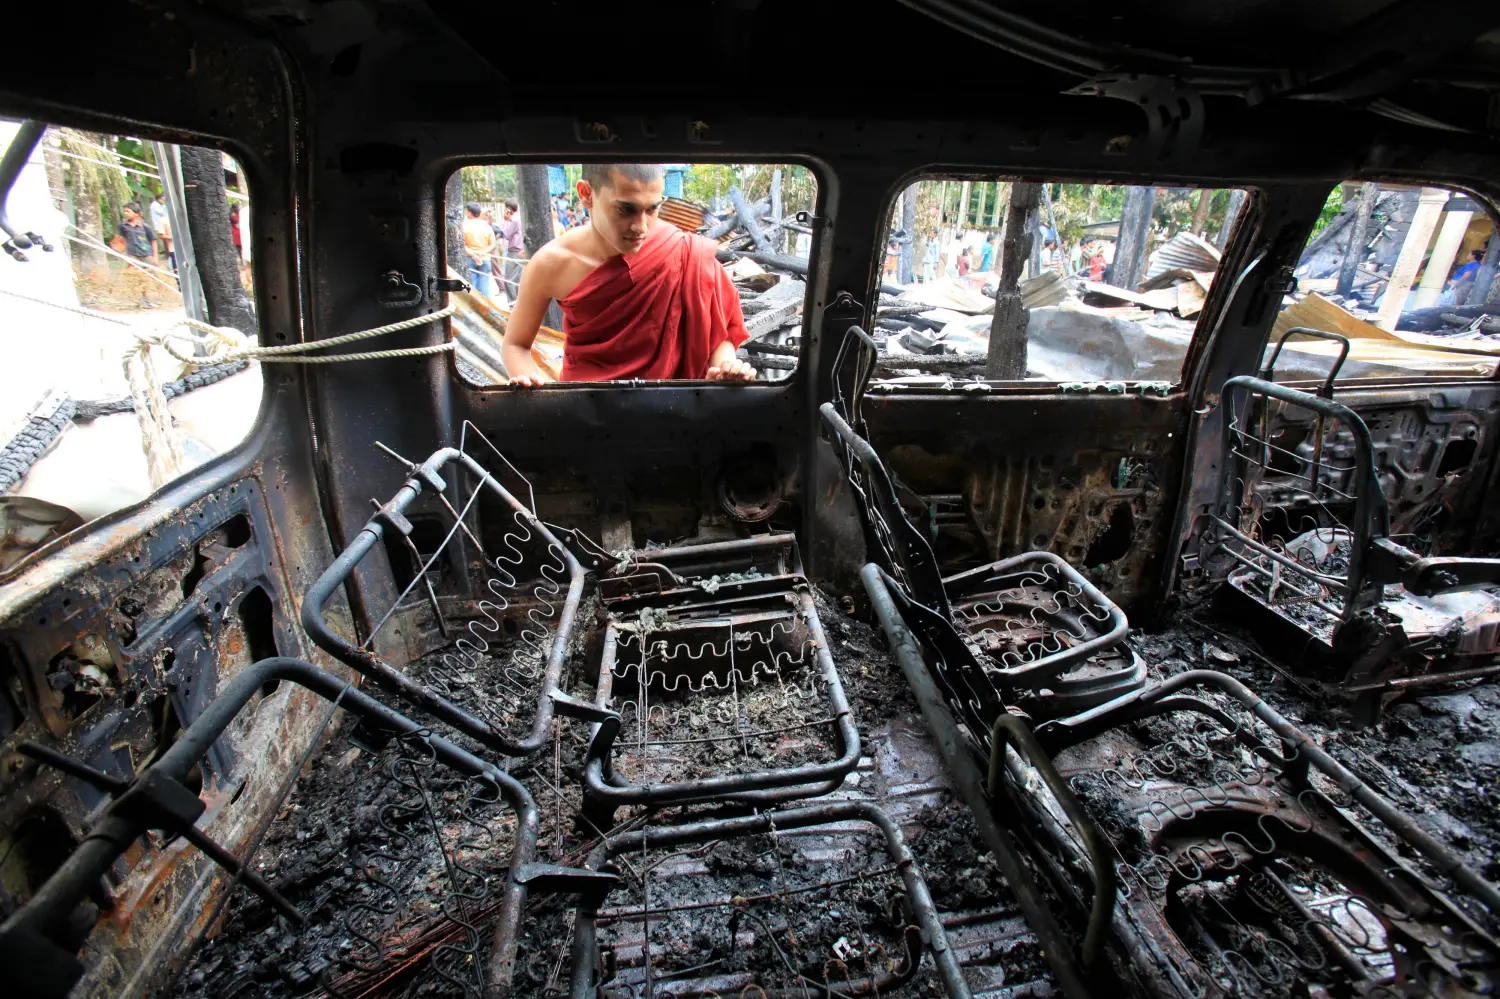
[987,180,1039,379]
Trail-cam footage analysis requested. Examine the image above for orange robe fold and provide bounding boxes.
[559,223,748,381]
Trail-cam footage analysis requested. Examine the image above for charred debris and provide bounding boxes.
[6,398,1500,999]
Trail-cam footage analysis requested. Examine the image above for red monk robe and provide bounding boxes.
[559,221,748,381]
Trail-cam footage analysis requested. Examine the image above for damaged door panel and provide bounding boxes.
[0,476,347,998]
[861,388,1189,619]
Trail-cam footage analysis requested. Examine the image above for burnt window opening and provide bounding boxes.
[382,514,455,593]
[237,587,281,695]
[221,514,252,549]
[1266,425,1311,476]
[45,648,106,720]
[0,644,26,739]
[0,807,79,915]
[1085,502,1135,567]
[1437,438,1479,477]
[179,548,211,601]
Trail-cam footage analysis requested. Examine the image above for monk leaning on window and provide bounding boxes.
[500,164,755,386]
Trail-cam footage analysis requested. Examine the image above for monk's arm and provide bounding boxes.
[705,339,755,381]
[500,252,557,386]
[704,265,755,382]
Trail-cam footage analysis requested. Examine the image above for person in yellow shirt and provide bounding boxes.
[462,202,498,297]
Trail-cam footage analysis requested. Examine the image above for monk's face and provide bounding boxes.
[579,171,664,256]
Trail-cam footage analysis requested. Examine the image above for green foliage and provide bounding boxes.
[459,165,516,206]
[682,164,736,211]
[1309,186,1345,240]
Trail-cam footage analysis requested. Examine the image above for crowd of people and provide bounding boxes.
[462,191,596,304]
[461,200,525,300]
[892,225,1113,286]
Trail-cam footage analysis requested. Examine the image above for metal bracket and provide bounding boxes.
[795,210,827,231]
[377,269,423,308]
[431,276,468,295]
[372,502,413,537]
[513,862,621,906]
[545,522,619,573]
[1065,74,1205,159]
[549,691,619,725]
[1267,264,1298,296]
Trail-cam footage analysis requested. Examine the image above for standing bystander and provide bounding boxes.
[118,202,160,309]
[150,192,175,272]
[462,202,498,297]
[497,199,525,302]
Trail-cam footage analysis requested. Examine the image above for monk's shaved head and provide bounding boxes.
[582,164,664,191]
[577,164,665,256]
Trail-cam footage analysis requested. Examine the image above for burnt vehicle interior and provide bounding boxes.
[5,2,1500,998]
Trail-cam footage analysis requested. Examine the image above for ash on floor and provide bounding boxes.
[157,588,1050,999]
[1134,599,1500,881]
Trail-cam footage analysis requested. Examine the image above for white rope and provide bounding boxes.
[0,285,458,366]
[1,285,459,491]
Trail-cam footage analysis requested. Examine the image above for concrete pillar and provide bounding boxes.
[1412,205,1473,309]
[1378,187,1449,330]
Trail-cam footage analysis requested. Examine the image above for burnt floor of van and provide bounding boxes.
[159,588,1500,999]
[162,590,1049,999]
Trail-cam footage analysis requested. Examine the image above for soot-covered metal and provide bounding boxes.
[4,3,1500,999]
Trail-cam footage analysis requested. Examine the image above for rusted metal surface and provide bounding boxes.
[0,471,342,997]
[658,196,708,233]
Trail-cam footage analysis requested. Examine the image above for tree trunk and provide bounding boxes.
[958,181,971,228]
[899,183,917,284]
[41,129,66,215]
[1190,189,1210,236]
[518,164,553,258]
[937,181,948,225]
[1040,184,1058,270]
[1470,227,1500,306]
[770,168,783,252]
[1109,185,1155,290]
[1336,182,1378,299]
[1215,189,1246,251]
[974,184,987,231]
[179,144,256,334]
[70,132,109,277]
[517,163,562,329]
[987,181,1039,379]
[992,183,1010,273]
[1084,184,1100,225]
[445,170,466,283]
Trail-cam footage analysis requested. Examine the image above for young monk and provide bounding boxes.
[500,164,755,385]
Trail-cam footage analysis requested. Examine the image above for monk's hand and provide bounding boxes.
[506,361,551,388]
[705,357,756,382]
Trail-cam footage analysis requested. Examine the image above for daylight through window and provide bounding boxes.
[872,178,1246,384]
[0,122,262,569]
[1275,183,1499,383]
[448,163,815,387]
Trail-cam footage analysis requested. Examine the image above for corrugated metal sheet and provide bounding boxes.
[1144,231,1221,283]
[660,196,708,233]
